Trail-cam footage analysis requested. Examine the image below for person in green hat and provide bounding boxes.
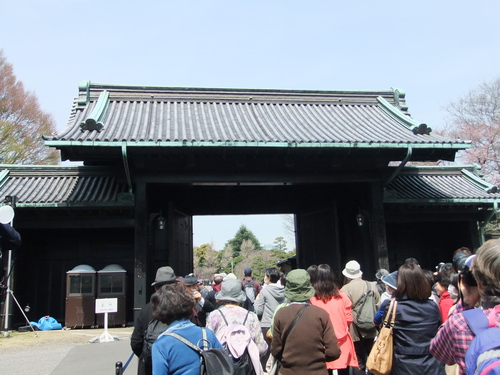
[271,269,340,375]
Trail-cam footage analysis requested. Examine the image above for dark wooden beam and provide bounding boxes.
[133,182,148,318]
[371,182,389,271]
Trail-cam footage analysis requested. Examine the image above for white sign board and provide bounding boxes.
[95,298,118,314]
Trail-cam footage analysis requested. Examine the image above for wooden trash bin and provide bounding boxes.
[65,264,96,328]
[96,264,126,327]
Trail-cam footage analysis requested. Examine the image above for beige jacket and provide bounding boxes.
[340,278,380,341]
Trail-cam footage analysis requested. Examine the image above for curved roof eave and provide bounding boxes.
[44,140,470,150]
[384,166,500,203]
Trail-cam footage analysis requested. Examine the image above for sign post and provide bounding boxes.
[95,298,118,343]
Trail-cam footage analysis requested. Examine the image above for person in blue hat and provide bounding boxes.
[373,271,397,326]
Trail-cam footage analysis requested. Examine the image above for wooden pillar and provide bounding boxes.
[370,182,389,271]
[167,202,193,276]
[470,220,482,248]
[133,182,148,320]
[295,204,339,271]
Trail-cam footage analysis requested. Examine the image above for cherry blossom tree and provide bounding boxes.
[444,77,500,185]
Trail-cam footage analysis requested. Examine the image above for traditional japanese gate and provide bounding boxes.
[1,82,498,325]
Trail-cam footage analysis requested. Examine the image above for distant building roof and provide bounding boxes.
[385,166,500,203]
[0,165,132,207]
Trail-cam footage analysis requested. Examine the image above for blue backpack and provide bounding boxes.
[462,306,500,375]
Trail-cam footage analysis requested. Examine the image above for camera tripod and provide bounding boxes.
[0,201,35,337]
[1,250,37,337]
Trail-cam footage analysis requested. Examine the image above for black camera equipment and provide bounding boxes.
[1,197,37,337]
[435,262,445,272]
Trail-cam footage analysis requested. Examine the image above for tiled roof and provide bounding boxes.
[0,165,497,207]
[0,165,132,207]
[45,82,469,150]
[385,167,500,203]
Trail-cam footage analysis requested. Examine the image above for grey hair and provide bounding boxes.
[375,269,389,279]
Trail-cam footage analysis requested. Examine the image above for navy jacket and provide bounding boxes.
[380,297,446,375]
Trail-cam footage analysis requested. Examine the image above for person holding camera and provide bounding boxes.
[0,219,22,288]
[430,239,500,374]
[184,273,214,327]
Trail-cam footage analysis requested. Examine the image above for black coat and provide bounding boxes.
[190,298,215,327]
[382,297,445,375]
[0,223,21,251]
[0,223,21,282]
[130,303,154,375]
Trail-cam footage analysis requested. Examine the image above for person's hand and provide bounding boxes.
[193,291,202,301]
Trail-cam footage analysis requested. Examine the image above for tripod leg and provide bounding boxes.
[1,289,8,337]
[1,250,13,336]
[7,290,38,337]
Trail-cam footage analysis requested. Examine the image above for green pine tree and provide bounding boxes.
[225,225,263,258]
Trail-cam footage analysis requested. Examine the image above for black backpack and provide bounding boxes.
[166,327,234,375]
[141,319,168,365]
[243,279,256,303]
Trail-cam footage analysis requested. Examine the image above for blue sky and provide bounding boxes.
[2,1,499,249]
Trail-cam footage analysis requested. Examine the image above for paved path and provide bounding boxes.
[51,338,138,375]
[1,332,138,375]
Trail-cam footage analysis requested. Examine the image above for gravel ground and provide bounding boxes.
[0,327,134,375]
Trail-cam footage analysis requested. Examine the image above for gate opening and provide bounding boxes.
[192,214,296,281]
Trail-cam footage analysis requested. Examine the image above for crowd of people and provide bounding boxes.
[130,238,500,375]
[1,201,498,374]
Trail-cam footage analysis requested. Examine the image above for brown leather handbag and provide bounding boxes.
[366,299,397,375]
